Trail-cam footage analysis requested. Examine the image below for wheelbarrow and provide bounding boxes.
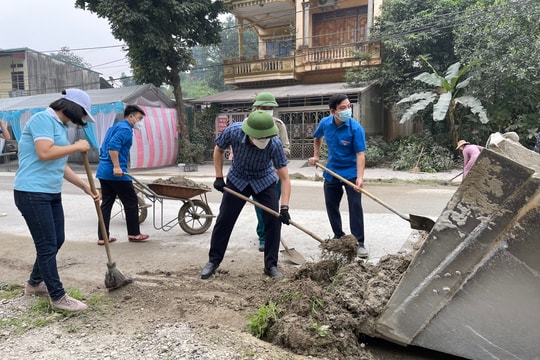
[126,174,214,235]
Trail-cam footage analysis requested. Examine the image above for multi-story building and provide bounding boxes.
[192,0,390,159]
[0,48,101,99]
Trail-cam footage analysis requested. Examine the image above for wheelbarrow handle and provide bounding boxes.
[222,187,324,243]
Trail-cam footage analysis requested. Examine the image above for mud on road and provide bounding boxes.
[0,230,466,360]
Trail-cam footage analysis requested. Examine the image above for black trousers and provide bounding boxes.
[209,181,281,269]
[323,177,365,246]
[98,179,140,239]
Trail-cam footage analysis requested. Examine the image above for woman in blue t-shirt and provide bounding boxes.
[14,89,99,313]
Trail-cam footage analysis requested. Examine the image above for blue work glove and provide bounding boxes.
[279,206,290,225]
[213,177,226,193]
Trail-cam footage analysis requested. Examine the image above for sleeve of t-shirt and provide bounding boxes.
[271,140,289,170]
[313,118,326,138]
[29,113,55,142]
[215,126,233,149]
[352,123,367,153]
[107,126,130,152]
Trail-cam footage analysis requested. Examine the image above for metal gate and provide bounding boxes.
[280,109,327,159]
[215,108,329,160]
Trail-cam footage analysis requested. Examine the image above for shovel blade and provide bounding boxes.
[280,248,305,265]
[409,214,435,232]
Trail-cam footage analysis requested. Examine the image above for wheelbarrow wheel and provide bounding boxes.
[137,193,148,224]
[178,199,213,235]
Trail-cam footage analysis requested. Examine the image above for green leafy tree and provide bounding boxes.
[454,0,540,144]
[179,74,217,99]
[346,0,477,107]
[397,56,488,146]
[75,0,226,161]
[119,72,136,87]
[183,15,258,94]
[50,46,92,69]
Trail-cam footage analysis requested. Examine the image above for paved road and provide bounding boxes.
[0,162,458,263]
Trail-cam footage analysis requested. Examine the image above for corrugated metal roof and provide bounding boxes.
[0,84,175,111]
[191,82,372,104]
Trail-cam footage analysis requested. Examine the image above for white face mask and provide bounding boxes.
[265,109,274,117]
[250,137,271,149]
[133,121,145,131]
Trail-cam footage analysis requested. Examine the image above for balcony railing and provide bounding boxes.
[222,42,381,85]
[223,56,296,85]
[297,42,381,66]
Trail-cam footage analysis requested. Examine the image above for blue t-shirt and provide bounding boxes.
[96,119,133,181]
[313,114,366,181]
[14,108,70,193]
[216,122,288,194]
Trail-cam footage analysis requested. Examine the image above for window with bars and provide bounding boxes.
[11,71,25,90]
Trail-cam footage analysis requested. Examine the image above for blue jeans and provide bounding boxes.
[323,177,365,247]
[14,190,66,301]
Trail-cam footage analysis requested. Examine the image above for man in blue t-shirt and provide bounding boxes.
[200,110,291,279]
[308,93,368,258]
[96,105,149,245]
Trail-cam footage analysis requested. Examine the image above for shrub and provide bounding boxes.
[390,132,455,172]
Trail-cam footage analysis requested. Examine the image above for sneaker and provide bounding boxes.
[357,246,369,258]
[51,294,88,313]
[24,281,49,298]
[258,243,265,252]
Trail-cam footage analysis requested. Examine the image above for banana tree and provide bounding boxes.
[397,56,488,146]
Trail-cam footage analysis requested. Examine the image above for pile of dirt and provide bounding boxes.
[256,254,413,359]
[319,234,359,261]
[152,175,210,190]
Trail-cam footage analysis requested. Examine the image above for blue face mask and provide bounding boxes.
[338,109,352,122]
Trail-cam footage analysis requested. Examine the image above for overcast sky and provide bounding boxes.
[0,1,132,81]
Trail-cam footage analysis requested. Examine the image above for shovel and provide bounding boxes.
[222,187,309,264]
[315,162,435,232]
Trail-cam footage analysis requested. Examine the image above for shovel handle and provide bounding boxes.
[448,171,464,182]
[222,187,324,243]
[315,162,409,221]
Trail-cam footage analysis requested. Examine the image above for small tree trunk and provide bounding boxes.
[448,101,458,147]
[171,68,189,163]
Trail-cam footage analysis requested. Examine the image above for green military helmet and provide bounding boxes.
[252,92,279,108]
[242,110,279,138]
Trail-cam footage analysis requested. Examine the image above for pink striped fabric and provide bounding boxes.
[130,106,177,169]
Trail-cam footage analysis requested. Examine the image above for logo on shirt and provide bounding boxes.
[341,140,350,146]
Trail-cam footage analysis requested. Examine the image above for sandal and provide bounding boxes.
[128,234,150,242]
[97,237,117,246]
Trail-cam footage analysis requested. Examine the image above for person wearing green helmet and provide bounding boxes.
[251,92,290,252]
[200,110,292,279]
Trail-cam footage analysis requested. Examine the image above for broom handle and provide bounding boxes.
[82,152,114,264]
[414,146,424,168]
[222,187,324,243]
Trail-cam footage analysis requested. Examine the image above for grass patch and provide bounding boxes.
[0,283,112,335]
[0,282,23,299]
[247,301,283,339]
